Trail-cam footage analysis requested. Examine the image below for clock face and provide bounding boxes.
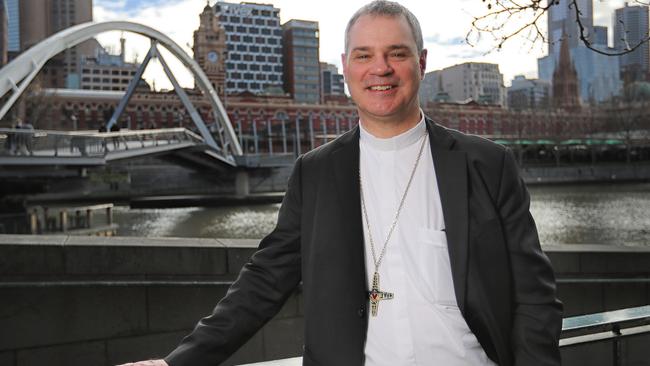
[207,51,218,63]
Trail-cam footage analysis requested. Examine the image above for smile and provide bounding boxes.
[368,85,394,91]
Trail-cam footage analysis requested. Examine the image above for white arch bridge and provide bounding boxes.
[0,21,242,166]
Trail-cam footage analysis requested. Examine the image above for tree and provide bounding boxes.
[467,0,650,56]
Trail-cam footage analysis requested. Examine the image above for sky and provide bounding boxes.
[92,0,631,91]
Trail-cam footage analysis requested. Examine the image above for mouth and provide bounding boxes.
[367,85,396,91]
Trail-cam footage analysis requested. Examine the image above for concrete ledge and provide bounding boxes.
[0,235,648,365]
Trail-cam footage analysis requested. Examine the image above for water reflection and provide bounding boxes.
[112,183,649,246]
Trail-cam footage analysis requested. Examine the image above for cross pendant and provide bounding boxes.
[368,271,394,316]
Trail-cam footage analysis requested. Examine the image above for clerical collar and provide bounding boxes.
[359,111,426,151]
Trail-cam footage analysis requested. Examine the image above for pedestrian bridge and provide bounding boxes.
[0,127,229,166]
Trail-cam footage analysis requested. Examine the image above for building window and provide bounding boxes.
[243,36,253,42]
[250,64,260,71]
[250,46,259,52]
[255,37,265,44]
[244,73,254,80]
[230,16,241,23]
[261,28,271,35]
[256,55,265,62]
[237,45,247,51]
[237,26,246,33]
[237,82,248,88]
[244,54,253,61]
[262,65,272,71]
[255,19,264,25]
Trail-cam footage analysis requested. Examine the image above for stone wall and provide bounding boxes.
[0,235,648,366]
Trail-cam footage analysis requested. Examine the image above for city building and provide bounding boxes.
[18,0,94,88]
[320,62,345,98]
[427,62,506,106]
[552,35,581,110]
[0,0,7,66]
[507,75,551,110]
[547,0,594,59]
[193,2,227,99]
[538,4,621,103]
[213,1,284,95]
[593,25,608,46]
[5,0,17,59]
[419,70,439,106]
[78,38,140,91]
[282,19,320,103]
[614,4,650,84]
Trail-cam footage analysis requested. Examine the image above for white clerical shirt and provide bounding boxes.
[359,114,496,366]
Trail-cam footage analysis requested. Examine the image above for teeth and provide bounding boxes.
[369,85,393,91]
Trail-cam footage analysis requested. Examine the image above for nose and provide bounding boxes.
[370,56,393,76]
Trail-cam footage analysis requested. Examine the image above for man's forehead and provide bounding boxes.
[347,14,416,46]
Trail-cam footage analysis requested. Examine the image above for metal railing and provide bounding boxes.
[234,305,650,366]
[0,128,203,159]
[560,305,650,366]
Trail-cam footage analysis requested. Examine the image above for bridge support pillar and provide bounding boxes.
[235,171,250,197]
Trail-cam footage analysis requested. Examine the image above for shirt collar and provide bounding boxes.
[359,110,426,151]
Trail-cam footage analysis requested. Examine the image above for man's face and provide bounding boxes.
[342,14,427,125]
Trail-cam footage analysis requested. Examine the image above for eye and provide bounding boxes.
[390,51,406,58]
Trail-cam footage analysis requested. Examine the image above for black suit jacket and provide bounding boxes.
[166,118,563,366]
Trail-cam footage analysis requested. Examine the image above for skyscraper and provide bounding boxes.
[283,19,320,103]
[547,0,594,59]
[614,4,650,84]
[18,0,94,88]
[0,0,7,66]
[214,1,284,95]
[539,0,621,102]
[5,0,17,57]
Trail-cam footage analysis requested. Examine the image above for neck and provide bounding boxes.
[359,108,421,139]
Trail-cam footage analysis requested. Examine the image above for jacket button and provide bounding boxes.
[358,306,365,317]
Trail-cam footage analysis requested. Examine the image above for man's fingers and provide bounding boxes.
[115,360,168,366]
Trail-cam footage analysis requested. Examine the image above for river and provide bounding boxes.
[111,183,650,246]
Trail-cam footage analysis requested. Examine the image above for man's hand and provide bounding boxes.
[116,360,168,366]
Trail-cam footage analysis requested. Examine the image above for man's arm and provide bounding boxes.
[121,156,304,366]
[496,150,563,366]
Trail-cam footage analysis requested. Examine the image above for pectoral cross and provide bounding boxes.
[368,272,394,316]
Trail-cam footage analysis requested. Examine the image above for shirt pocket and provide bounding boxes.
[415,227,458,306]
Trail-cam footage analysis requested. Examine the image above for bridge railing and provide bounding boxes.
[0,128,202,158]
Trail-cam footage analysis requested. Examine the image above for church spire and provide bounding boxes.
[552,29,581,110]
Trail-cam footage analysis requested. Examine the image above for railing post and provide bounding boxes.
[30,209,38,235]
[612,324,621,366]
[59,211,68,232]
[106,206,113,226]
[86,209,92,228]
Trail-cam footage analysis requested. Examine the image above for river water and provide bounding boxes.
[112,183,650,246]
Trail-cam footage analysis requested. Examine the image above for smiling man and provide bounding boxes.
[121,2,562,366]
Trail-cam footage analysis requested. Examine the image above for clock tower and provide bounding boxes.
[193,2,227,100]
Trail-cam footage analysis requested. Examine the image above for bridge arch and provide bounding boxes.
[0,20,242,161]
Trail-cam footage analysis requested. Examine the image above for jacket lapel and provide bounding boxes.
[426,118,469,314]
[331,126,368,292]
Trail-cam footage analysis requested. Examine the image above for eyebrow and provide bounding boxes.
[350,44,412,53]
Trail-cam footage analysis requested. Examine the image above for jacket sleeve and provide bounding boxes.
[165,156,304,366]
[496,150,563,366]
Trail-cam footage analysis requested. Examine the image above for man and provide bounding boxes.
[122,1,562,365]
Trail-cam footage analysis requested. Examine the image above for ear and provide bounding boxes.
[419,49,428,79]
[341,53,349,79]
